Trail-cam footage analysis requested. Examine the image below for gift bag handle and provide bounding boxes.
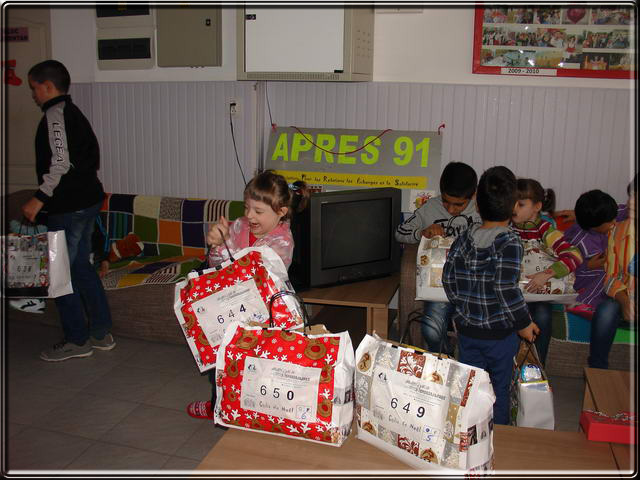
[268,290,310,334]
[218,227,235,263]
[514,337,542,371]
[399,309,448,360]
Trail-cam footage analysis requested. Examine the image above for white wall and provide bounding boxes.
[51,6,632,89]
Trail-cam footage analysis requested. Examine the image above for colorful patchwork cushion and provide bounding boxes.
[100,193,244,288]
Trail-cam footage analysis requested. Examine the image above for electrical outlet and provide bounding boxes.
[230,100,239,115]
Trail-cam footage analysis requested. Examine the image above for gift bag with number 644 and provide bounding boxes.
[174,246,304,372]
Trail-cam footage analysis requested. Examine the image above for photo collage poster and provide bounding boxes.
[475,6,634,77]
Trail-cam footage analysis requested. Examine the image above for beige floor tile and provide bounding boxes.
[7,427,94,471]
[124,341,196,375]
[22,355,119,391]
[81,364,176,403]
[8,422,28,438]
[162,456,201,470]
[99,404,202,455]
[8,381,78,425]
[144,370,212,411]
[30,392,139,440]
[65,442,169,471]
[173,420,227,460]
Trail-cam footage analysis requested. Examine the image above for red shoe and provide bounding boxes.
[187,400,213,419]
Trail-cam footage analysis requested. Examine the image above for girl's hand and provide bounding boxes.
[587,253,606,270]
[525,270,554,293]
[207,216,230,246]
[518,321,540,343]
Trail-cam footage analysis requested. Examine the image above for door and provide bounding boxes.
[3,9,50,194]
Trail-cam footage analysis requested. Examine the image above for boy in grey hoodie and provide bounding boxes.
[395,162,482,353]
[442,166,539,424]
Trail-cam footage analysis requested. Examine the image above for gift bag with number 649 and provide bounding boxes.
[355,331,495,472]
[174,246,303,372]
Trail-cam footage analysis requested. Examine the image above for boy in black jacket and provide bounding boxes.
[21,60,114,361]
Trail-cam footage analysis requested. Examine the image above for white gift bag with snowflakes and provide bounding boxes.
[354,334,495,473]
[214,321,355,446]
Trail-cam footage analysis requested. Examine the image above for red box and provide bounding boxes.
[580,410,636,445]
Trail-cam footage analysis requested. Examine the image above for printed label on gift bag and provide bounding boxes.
[8,253,41,285]
[371,366,450,444]
[6,235,49,288]
[192,278,269,347]
[241,356,321,422]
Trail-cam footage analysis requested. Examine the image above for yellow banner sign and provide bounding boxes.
[274,170,427,189]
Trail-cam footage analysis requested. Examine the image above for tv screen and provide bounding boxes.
[289,187,402,290]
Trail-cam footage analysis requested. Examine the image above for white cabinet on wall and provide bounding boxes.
[96,5,155,70]
[237,7,374,81]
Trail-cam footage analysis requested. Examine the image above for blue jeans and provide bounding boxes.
[48,201,112,346]
[527,302,552,366]
[589,297,627,369]
[458,332,519,425]
[420,301,455,354]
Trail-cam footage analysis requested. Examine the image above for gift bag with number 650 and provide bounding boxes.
[174,246,303,372]
[214,292,355,447]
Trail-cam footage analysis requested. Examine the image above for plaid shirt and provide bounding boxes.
[443,227,531,339]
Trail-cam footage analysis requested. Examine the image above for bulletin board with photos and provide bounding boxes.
[472,6,635,79]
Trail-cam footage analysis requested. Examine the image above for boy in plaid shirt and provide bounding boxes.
[443,166,539,424]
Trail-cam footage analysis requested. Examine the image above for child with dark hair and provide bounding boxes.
[395,161,482,354]
[187,169,310,420]
[561,188,630,369]
[564,190,625,312]
[511,178,583,366]
[443,166,538,425]
[21,59,114,361]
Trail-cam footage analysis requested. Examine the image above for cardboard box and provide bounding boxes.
[580,410,636,445]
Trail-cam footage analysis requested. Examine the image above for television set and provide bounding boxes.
[289,187,402,290]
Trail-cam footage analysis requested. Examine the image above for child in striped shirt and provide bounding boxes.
[511,179,583,366]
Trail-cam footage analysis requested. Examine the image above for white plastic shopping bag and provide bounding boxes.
[3,230,73,298]
[214,292,355,446]
[510,340,555,430]
[355,333,495,472]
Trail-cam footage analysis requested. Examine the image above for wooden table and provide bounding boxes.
[298,273,399,342]
[583,367,636,473]
[196,423,617,473]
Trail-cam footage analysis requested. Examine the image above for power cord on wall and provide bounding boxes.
[229,102,247,186]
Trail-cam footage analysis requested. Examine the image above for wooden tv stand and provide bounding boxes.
[298,272,400,343]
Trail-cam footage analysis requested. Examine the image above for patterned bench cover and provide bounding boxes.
[99,193,244,289]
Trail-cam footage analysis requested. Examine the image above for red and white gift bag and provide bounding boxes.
[355,334,495,473]
[174,246,303,372]
[214,320,355,446]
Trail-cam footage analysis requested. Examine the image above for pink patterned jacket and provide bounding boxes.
[207,216,294,269]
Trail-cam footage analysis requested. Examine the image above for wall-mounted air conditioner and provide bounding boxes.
[237,7,374,81]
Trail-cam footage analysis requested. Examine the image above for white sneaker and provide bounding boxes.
[9,298,46,314]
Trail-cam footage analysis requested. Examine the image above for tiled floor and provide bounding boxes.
[4,316,585,473]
